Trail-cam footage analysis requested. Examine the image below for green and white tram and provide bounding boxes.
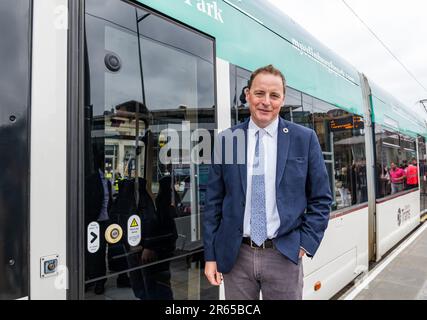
[0,0,425,300]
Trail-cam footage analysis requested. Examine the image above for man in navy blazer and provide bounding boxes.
[203,65,332,299]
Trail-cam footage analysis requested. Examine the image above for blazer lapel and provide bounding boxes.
[276,118,291,189]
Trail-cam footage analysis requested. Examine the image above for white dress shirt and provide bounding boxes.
[243,117,281,239]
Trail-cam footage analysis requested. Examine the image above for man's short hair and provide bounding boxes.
[247,64,286,95]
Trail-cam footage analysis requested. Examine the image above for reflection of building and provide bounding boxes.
[88,98,215,276]
[97,102,216,192]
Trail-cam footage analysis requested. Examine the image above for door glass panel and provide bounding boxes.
[84,0,216,300]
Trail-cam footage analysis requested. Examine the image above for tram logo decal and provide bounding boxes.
[184,0,224,24]
[397,205,411,227]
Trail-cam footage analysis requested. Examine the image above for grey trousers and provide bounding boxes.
[223,243,303,300]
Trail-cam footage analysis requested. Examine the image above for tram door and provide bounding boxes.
[0,1,31,299]
[83,0,217,300]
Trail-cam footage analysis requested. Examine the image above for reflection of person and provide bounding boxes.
[238,85,248,108]
[420,159,427,194]
[235,86,250,124]
[379,165,390,197]
[203,65,332,300]
[85,153,112,295]
[357,160,368,203]
[140,177,178,300]
[402,160,408,170]
[347,162,355,204]
[406,158,418,190]
[337,166,350,207]
[390,162,405,194]
[117,177,177,300]
[155,176,179,246]
[113,172,123,194]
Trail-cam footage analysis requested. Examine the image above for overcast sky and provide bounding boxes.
[267,0,427,117]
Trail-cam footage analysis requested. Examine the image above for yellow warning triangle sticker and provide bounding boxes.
[130,218,139,227]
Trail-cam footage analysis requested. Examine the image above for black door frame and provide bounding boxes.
[67,0,85,300]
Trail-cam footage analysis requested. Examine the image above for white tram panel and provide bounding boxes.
[303,207,369,300]
[216,57,232,133]
[30,0,68,299]
[376,190,420,260]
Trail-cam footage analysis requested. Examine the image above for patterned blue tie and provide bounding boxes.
[250,129,267,246]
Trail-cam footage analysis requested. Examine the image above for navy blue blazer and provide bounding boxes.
[203,117,332,273]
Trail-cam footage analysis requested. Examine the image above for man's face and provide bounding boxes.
[246,72,285,128]
[391,163,395,170]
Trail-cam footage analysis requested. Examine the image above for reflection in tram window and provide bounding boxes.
[281,87,302,122]
[311,98,367,210]
[230,64,251,125]
[418,136,427,213]
[84,0,216,300]
[375,126,418,198]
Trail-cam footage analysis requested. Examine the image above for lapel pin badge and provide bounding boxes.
[283,128,289,134]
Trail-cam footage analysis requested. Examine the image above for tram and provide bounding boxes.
[0,0,426,300]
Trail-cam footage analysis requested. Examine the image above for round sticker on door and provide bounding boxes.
[105,224,123,244]
[127,215,141,247]
[87,221,100,253]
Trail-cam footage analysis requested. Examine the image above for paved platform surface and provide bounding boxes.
[350,222,427,300]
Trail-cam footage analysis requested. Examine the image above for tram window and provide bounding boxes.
[285,87,302,106]
[294,93,313,129]
[313,98,333,151]
[280,87,302,122]
[376,126,419,199]
[84,0,215,300]
[418,136,427,213]
[312,98,367,210]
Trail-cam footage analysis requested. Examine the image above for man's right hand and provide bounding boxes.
[204,261,223,286]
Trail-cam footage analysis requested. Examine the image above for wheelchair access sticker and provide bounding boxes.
[127,215,141,247]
